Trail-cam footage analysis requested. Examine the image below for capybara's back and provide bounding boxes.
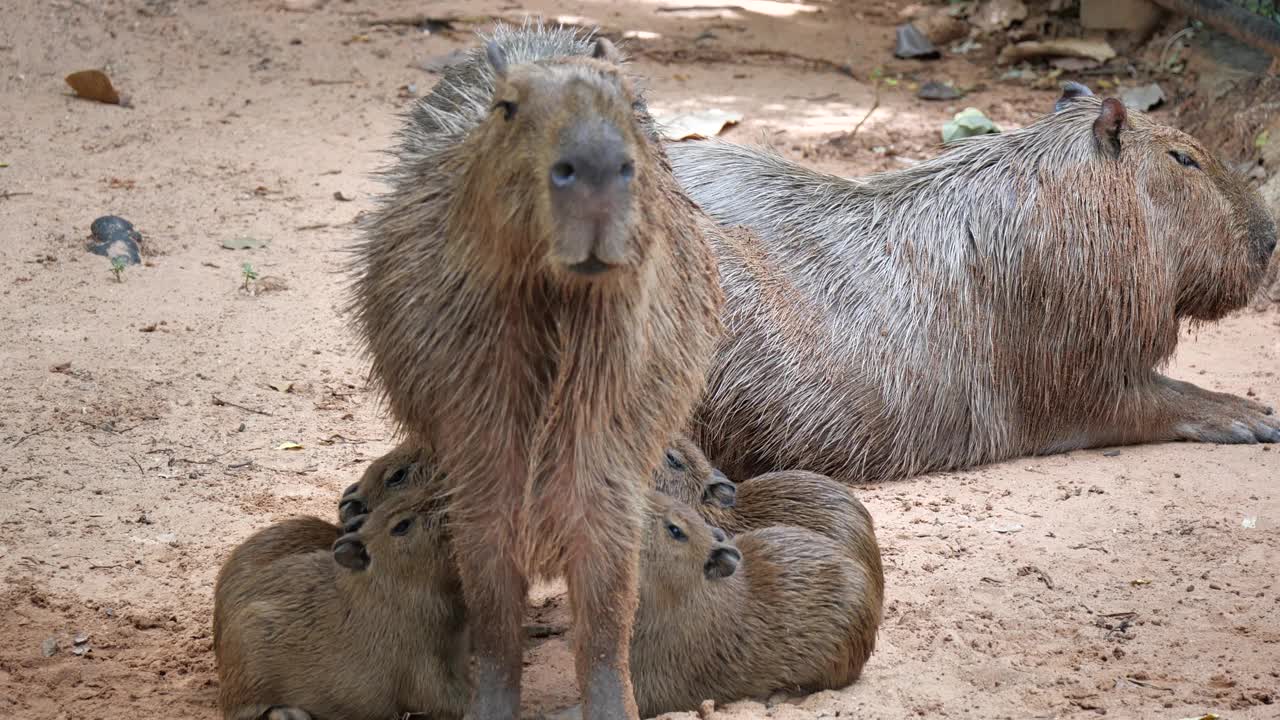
[671,86,1278,483]
[349,21,723,720]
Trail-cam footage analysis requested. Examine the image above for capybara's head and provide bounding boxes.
[471,37,652,280]
[652,435,737,510]
[338,446,430,524]
[333,489,449,578]
[1052,82,1277,320]
[641,494,740,604]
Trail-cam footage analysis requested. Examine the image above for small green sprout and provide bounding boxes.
[241,262,258,291]
[110,256,126,283]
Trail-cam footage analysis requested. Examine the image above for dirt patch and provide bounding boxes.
[1,0,1278,719]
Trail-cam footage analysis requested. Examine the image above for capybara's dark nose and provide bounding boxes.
[339,499,368,525]
[704,545,741,580]
[549,121,634,195]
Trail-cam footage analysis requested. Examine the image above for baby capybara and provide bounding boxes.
[337,444,434,524]
[631,494,880,716]
[214,490,469,720]
[349,23,722,720]
[654,435,884,610]
[670,82,1279,483]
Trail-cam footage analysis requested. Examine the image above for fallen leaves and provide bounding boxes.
[65,69,128,106]
[656,109,742,141]
[999,38,1117,64]
[942,107,1001,143]
[275,441,304,451]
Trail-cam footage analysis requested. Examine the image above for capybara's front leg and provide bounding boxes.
[1153,374,1279,443]
[453,521,527,720]
[1075,373,1280,448]
[565,484,643,720]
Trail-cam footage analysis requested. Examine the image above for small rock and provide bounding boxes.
[157,532,178,545]
[971,0,1028,33]
[1102,449,1121,457]
[1120,83,1164,111]
[992,522,1024,534]
[916,10,968,45]
[918,80,963,101]
[41,637,59,657]
[894,24,940,60]
[333,191,354,202]
[698,699,716,720]
[72,645,90,657]
[73,633,89,645]
[88,215,143,265]
[282,0,325,10]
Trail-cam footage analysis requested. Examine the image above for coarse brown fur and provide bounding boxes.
[213,489,470,720]
[670,89,1279,484]
[348,23,723,720]
[655,436,884,607]
[631,494,879,717]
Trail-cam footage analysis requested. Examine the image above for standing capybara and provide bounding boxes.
[214,490,470,720]
[349,22,723,720]
[669,82,1279,484]
[631,493,880,717]
[653,435,884,605]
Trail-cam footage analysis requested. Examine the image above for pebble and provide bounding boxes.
[41,637,58,657]
[88,215,143,265]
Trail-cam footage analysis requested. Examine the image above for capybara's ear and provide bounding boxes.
[486,41,509,78]
[333,537,370,571]
[702,479,737,510]
[341,481,360,498]
[1093,97,1126,158]
[339,498,367,525]
[1055,81,1093,113]
[704,545,741,580]
[592,38,621,64]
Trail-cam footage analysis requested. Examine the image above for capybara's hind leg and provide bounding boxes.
[565,490,643,720]
[453,521,527,720]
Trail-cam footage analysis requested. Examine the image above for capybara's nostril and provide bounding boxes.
[550,161,576,188]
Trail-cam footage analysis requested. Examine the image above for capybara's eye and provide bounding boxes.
[386,466,410,488]
[391,518,414,536]
[492,100,518,121]
[1168,150,1200,170]
[666,522,687,542]
[665,450,685,471]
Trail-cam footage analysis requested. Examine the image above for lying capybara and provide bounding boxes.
[669,82,1279,484]
[337,444,434,524]
[214,490,469,720]
[631,493,880,716]
[653,436,884,605]
[349,22,723,720]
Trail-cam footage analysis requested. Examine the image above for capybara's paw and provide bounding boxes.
[263,706,312,720]
[1173,406,1280,444]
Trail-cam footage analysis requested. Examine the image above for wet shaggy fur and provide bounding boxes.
[655,436,884,608]
[349,22,722,720]
[213,489,470,720]
[669,92,1279,484]
[632,494,880,717]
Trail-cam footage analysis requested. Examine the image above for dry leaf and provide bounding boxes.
[268,381,294,393]
[999,39,1116,64]
[656,109,743,141]
[65,70,123,105]
[275,441,304,451]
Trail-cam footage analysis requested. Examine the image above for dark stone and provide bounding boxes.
[88,215,142,265]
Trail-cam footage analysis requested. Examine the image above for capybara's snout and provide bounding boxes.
[704,544,741,580]
[549,119,635,275]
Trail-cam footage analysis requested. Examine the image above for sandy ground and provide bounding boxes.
[1,0,1278,718]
